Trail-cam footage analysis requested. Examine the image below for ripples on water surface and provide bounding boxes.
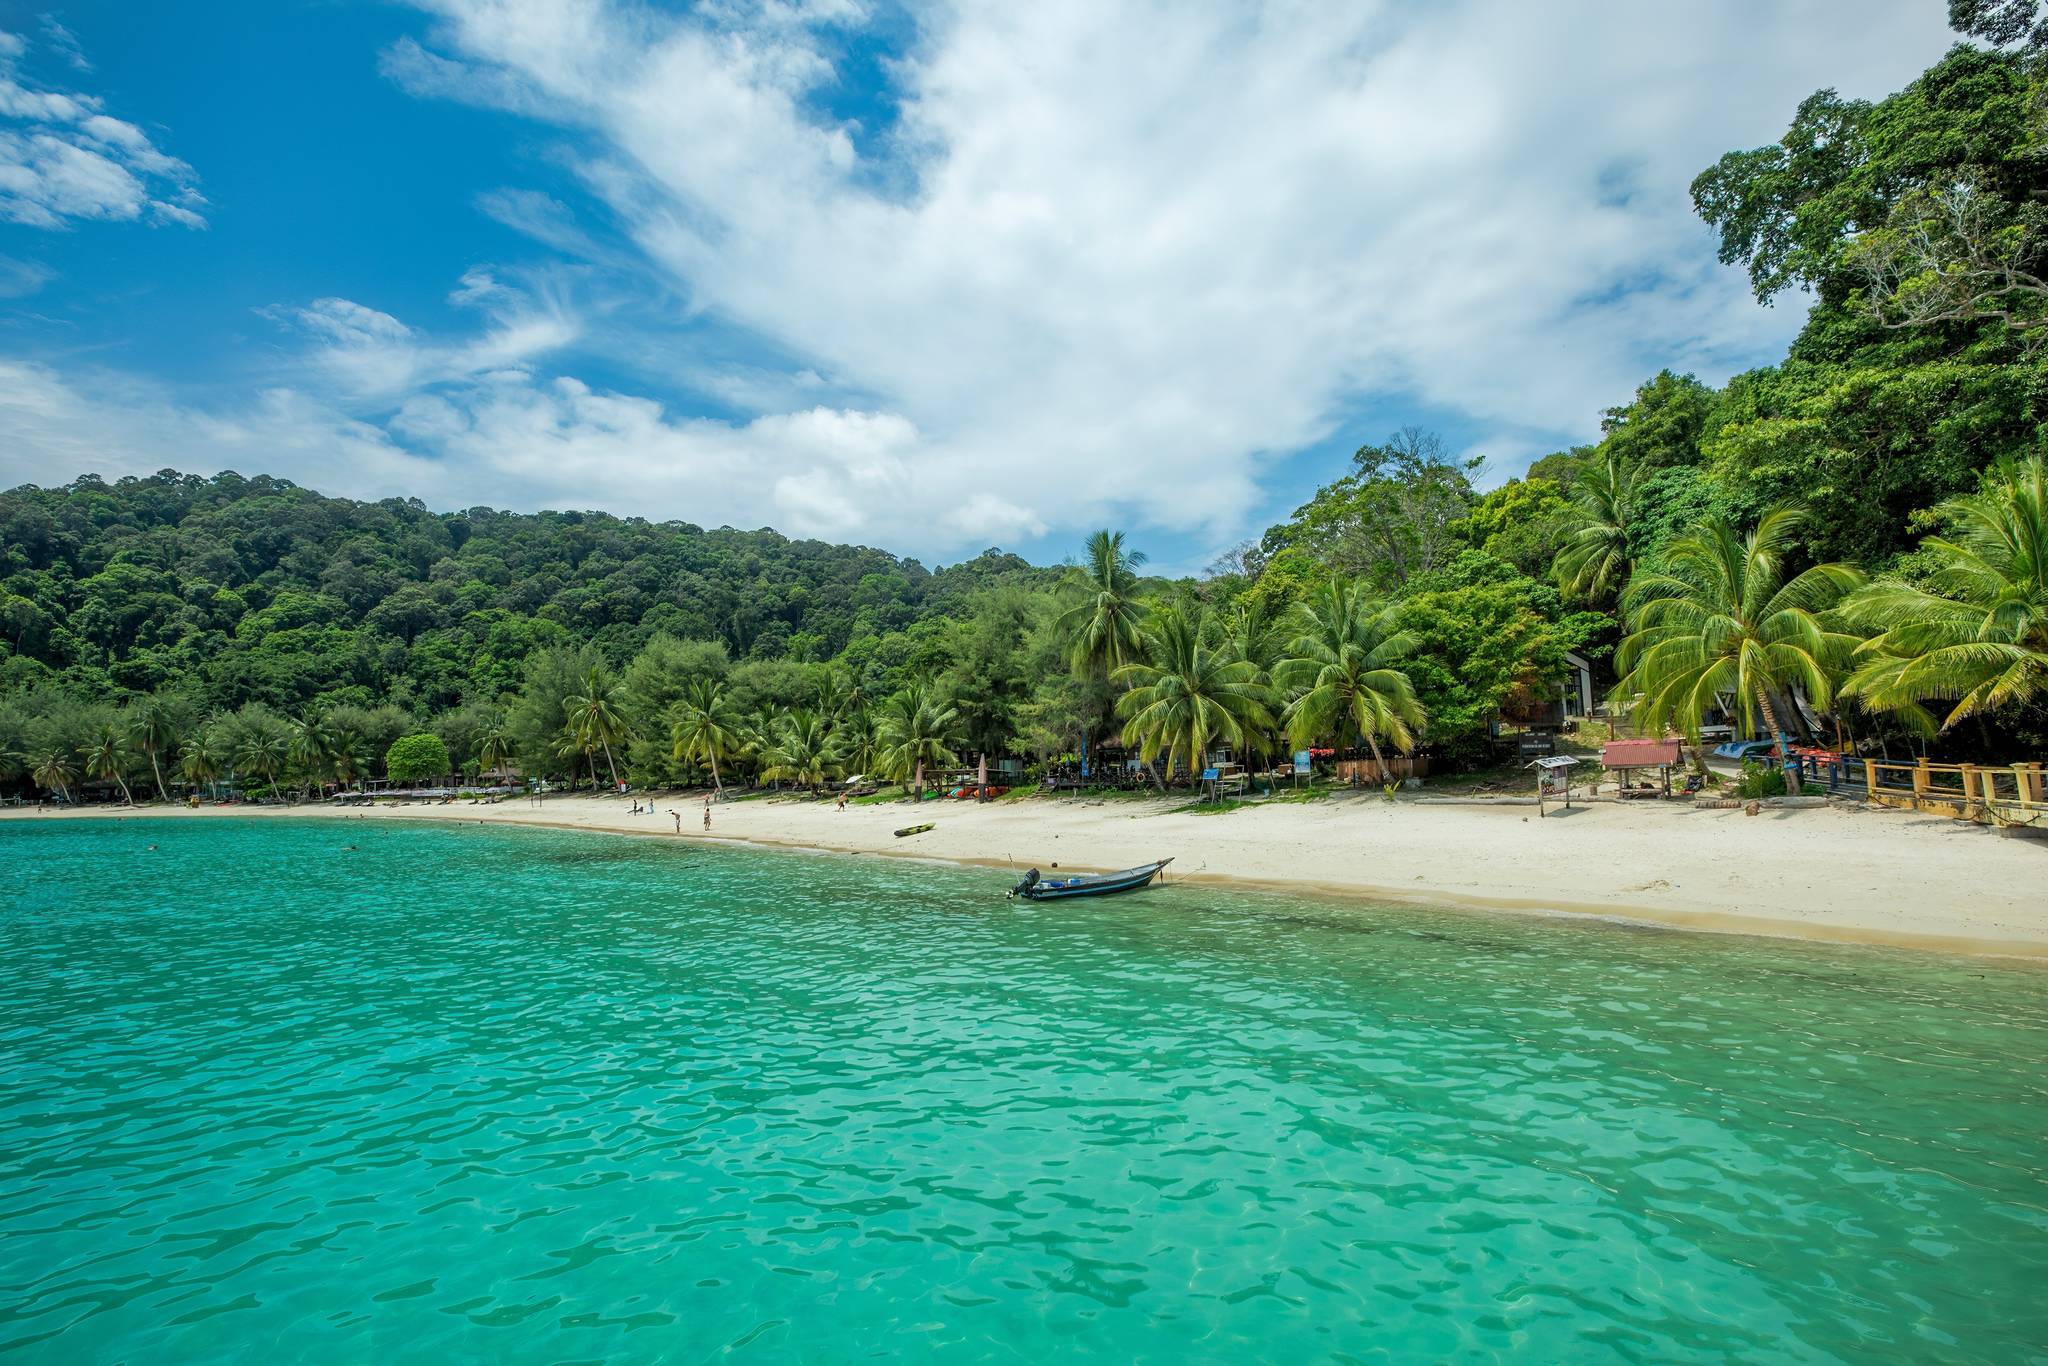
[2,818,2045,1363]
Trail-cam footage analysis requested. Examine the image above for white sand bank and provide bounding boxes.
[12,789,2046,958]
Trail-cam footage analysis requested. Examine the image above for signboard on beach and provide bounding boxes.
[1293,750,1312,776]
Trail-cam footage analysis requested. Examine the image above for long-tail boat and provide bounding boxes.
[1008,858,1171,901]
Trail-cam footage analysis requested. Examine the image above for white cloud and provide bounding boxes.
[0,253,50,296]
[0,3,1962,560]
[263,288,579,399]
[38,17,91,73]
[0,360,433,498]
[0,350,1016,544]
[0,27,203,228]
[366,0,1953,554]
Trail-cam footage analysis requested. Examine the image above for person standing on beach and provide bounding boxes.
[703,805,712,833]
[669,809,680,834]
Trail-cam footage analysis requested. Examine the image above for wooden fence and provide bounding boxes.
[1862,759,2048,828]
[1332,757,1431,785]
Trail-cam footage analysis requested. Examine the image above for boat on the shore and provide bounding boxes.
[1009,858,1172,901]
[894,822,935,838]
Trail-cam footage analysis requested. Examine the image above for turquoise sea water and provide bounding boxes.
[2,818,2045,1364]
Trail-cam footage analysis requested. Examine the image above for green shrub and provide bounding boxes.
[1734,760,1787,799]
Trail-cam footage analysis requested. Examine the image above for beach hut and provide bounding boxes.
[1562,651,1593,720]
[1602,738,1681,798]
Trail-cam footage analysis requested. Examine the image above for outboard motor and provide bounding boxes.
[1009,868,1041,899]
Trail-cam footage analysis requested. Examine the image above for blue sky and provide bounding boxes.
[1,1,1957,571]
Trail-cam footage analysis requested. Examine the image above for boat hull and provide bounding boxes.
[1015,859,1171,900]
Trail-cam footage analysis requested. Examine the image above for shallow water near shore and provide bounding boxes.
[4,817,2045,1363]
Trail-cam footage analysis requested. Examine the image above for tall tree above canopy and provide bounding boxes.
[1058,531,1148,679]
[1598,371,1715,471]
[1263,428,1478,591]
[1949,0,2048,50]
[1056,531,1149,747]
[1691,47,2041,307]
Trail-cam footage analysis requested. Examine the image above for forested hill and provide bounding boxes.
[5,18,2048,801]
[0,471,1050,712]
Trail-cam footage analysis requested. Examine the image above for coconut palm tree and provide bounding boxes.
[1553,449,1641,603]
[671,678,742,795]
[31,747,78,803]
[812,667,853,724]
[1056,530,1150,746]
[81,722,135,804]
[179,729,225,799]
[0,718,23,787]
[233,720,291,797]
[877,681,961,801]
[1615,505,1863,766]
[566,666,629,790]
[476,716,516,781]
[327,722,370,792]
[551,728,590,791]
[288,715,338,799]
[1277,577,1427,777]
[1218,595,1291,776]
[127,694,181,802]
[760,708,841,791]
[837,704,882,781]
[1841,457,2048,731]
[1114,604,1274,784]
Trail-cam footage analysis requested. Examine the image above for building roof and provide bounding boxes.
[1602,738,1681,768]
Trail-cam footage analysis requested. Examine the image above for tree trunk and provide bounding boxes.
[114,771,134,805]
[709,750,724,796]
[914,758,924,802]
[1363,732,1387,786]
[148,749,167,803]
[601,738,620,792]
[1754,687,1798,794]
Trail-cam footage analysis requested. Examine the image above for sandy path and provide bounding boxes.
[12,790,2046,959]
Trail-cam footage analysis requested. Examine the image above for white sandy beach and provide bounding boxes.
[14,790,2046,958]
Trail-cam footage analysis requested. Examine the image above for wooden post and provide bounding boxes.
[1863,758,1878,801]
[1961,764,1981,820]
[2016,762,2045,808]
[1913,758,1931,808]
